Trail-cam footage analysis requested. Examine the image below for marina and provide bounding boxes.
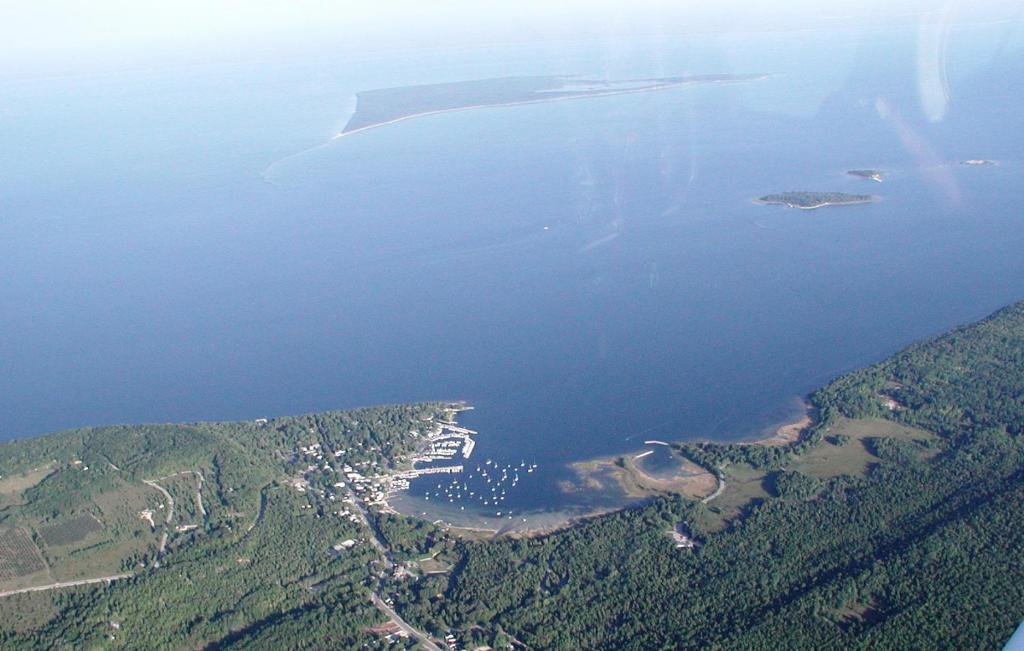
[290,405,544,526]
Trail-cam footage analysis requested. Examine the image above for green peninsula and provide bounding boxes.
[336,74,766,138]
[3,302,1024,648]
[758,191,876,209]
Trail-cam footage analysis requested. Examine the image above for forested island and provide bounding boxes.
[3,303,1024,648]
[757,191,876,209]
[847,169,885,182]
[337,73,766,138]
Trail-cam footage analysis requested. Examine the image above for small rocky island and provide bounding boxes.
[847,169,885,182]
[756,191,875,210]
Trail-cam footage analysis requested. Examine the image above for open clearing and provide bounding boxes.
[792,417,937,480]
[26,482,161,584]
[698,418,937,531]
[38,515,103,548]
[0,465,56,508]
[828,417,936,442]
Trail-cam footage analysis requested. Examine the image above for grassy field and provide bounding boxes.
[697,418,938,531]
[827,417,936,442]
[791,417,937,480]
[0,465,56,510]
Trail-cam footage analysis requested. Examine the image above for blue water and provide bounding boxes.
[2,24,1023,519]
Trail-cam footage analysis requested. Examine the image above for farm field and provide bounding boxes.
[0,528,50,592]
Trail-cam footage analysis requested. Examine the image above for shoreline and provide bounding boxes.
[385,401,815,540]
[746,402,815,446]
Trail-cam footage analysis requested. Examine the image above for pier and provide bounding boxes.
[437,423,478,436]
[395,465,464,480]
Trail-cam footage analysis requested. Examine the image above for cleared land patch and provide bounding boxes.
[792,417,937,480]
[28,484,161,582]
[0,466,56,508]
[38,514,103,548]
[827,417,935,442]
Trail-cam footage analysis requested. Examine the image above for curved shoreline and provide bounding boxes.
[388,401,815,540]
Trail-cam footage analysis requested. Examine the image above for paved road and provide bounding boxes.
[350,495,394,570]
[0,574,132,599]
[371,592,442,651]
[354,491,441,649]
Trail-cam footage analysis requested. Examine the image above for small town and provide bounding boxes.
[286,408,479,650]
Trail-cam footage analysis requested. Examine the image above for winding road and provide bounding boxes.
[142,479,174,555]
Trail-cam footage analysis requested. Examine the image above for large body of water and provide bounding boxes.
[3,22,1023,523]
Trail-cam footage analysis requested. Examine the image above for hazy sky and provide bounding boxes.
[3,0,1022,73]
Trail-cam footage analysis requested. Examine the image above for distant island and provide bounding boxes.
[756,191,876,210]
[847,169,885,182]
[961,159,996,166]
[335,73,767,138]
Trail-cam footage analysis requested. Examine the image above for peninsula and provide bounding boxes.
[335,73,767,139]
[756,191,876,209]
